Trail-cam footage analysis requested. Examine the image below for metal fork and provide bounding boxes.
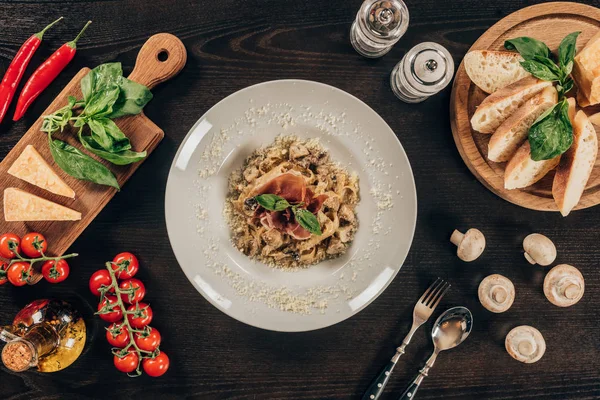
[362,278,451,400]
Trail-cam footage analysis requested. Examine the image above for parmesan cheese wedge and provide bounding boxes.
[4,188,81,222]
[8,145,75,198]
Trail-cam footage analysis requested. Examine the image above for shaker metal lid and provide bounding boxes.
[403,42,455,94]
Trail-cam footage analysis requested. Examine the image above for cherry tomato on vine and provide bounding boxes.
[41,259,69,283]
[119,278,145,304]
[113,350,139,373]
[134,327,161,352]
[106,322,129,348]
[127,302,153,329]
[20,232,47,258]
[89,270,112,296]
[0,262,8,285]
[98,295,123,323]
[0,233,21,259]
[7,262,32,286]
[111,252,139,279]
[143,351,169,377]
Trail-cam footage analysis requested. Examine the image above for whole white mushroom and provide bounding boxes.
[523,233,556,266]
[450,228,485,262]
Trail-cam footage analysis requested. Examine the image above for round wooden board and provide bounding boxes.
[450,2,600,212]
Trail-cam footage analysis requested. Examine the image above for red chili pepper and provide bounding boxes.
[13,21,92,122]
[0,17,63,124]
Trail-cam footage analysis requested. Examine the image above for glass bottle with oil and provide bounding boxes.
[0,299,86,372]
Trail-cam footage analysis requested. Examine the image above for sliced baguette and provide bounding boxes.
[504,141,561,190]
[471,77,553,134]
[488,86,557,162]
[464,50,531,94]
[552,110,598,216]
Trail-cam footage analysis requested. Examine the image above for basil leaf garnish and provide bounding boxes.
[504,37,551,61]
[48,133,120,189]
[255,194,291,211]
[81,62,124,103]
[107,77,153,119]
[293,208,322,236]
[80,135,146,165]
[520,60,560,81]
[528,99,573,161]
[558,31,581,71]
[83,86,120,117]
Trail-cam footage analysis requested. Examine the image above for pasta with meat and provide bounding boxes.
[224,136,359,269]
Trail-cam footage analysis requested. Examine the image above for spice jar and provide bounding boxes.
[350,0,409,58]
[390,42,455,103]
[0,299,86,373]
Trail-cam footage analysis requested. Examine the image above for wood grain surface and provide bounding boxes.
[450,2,600,211]
[0,33,185,257]
[0,1,599,399]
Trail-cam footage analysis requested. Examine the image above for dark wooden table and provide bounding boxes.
[1,1,599,399]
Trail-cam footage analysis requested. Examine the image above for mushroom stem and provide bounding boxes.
[450,230,464,246]
[524,252,536,265]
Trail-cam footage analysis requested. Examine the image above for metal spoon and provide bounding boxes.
[398,306,473,399]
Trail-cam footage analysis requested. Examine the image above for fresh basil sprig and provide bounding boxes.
[42,62,153,188]
[504,32,580,160]
[528,99,573,161]
[254,194,322,236]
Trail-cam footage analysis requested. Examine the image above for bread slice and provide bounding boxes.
[464,50,531,94]
[471,77,553,134]
[488,86,557,162]
[504,141,561,189]
[4,188,81,221]
[552,110,598,216]
[7,145,75,198]
[572,31,600,107]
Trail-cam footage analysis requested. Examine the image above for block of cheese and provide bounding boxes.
[4,188,81,221]
[7,145,75,198]
[572,31,600,107]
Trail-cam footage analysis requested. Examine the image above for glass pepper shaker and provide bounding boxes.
[390,42,455,103]
[350,0,409,58]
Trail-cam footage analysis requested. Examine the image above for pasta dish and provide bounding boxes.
[225,136,359,269]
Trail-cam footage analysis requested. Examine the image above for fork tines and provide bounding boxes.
[420,278,450,309]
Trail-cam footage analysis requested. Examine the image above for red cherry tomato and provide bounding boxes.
[106,322,130,348]
[0,233,21,259]
[98,295,123,323]
[113,350,139,373]
[127,302,153,329]
[41,259,69,283]
[143,351,169,377]
[134,327,161,352]
[89,270,112,296]
[7,262,31,286]
[111,252,139,279]
[119,278,146,304]
[20,232,47,258]
[0,262,8,285]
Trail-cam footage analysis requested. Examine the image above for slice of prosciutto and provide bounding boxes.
[250,171,327,240]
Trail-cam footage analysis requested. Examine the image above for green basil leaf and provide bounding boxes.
[83,86,120,117]
[520,60,560,81]
[562,60,574,77]
[81,62,124,103]
[528,99,573,161]
[87,118,113,151]
[505,37,551,61]
[293,208,322,236]
[80,135,146,165]
[558,31,581,69]
[255,194,290,211]
[106,77,153,119]
[48,134,120,189]
[562,78,574,94]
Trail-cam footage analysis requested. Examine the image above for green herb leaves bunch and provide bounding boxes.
[42,62,153,189]
[504,32,580,161]
[255,194,322,236]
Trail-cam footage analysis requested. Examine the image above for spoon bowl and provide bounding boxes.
[431,306,473,351]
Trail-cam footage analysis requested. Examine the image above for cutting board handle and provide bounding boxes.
[128,33,187,90]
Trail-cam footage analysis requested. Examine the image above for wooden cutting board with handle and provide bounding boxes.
[450,2,600,212]
[0,33,186,255]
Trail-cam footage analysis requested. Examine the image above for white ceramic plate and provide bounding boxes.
[165,80,417,332]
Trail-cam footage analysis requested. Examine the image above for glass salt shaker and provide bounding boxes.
[350,0,409,58]
[390,42,455,103]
